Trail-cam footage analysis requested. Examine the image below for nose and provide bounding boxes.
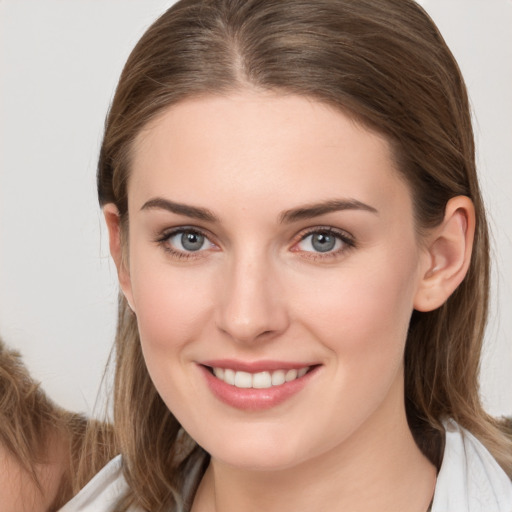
[215,252,289,344]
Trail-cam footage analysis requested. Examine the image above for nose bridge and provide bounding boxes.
[216,245,288,343]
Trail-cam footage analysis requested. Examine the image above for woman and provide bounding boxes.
[0,339,92,511]
[0,339,70,512]
[0,339,117,511]
[4,0,512,510]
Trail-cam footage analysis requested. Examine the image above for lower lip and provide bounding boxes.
[199,365,318,411]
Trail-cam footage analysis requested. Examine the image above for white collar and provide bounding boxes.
[432,419,512,511]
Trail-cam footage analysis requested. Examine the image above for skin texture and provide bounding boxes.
[105,91,474,512]
[0,433,68,512]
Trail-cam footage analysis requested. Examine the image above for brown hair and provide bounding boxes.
[94,0,512,509]
[0,338,116,510]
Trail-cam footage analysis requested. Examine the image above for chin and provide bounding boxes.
[198,429,311,471]
[212,450,304,472]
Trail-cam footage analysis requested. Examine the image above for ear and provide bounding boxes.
[414,196,475,312]
[103,203,135,312]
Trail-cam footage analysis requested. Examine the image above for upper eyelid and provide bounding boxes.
[295,226,355,243]
[156,225,213,241]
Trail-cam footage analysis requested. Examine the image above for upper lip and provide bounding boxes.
[200,359,317,373]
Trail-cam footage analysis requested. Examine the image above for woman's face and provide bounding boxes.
[119,92,430,470]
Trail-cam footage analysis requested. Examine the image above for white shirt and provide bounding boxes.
[431,419,512,511]
[57,453,137,512]
[59,420,512,512]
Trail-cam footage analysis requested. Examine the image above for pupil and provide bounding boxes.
[312,233,335,252]
[181,232,204,251]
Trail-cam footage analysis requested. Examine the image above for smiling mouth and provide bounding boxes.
[208,366,312,389]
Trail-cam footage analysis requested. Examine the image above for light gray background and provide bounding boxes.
[1,0,511,418]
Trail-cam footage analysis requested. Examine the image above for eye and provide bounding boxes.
[298,232,340,253]
[157,227,216,257]
[170,230,209,252]
[292,228,354,257]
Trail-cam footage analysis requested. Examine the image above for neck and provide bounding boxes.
[192,381,436,512]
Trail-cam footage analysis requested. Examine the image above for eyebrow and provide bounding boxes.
[279,199,378,223]
[140,197,378,224]
[140,197,218,222]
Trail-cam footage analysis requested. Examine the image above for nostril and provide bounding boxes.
[256,330,275,340]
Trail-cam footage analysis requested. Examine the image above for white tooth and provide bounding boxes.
[234,371,253,388]
[253,371,272,389]
[271,370,286,386]
[224,368,235,385]
[213,367,224,379]
[285,369,298,382]
[298,367,308,378]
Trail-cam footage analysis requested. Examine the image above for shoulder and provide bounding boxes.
[58,455,141,512]
[432,419,512,512]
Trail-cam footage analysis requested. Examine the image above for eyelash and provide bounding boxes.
[155,227,215,260]
[155,226,356,261]
[291,227,356,261]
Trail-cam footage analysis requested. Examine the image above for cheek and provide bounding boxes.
[129,254,216,418]
[288,247,420,441]
[293,244,420,363]
[129,249,215,357]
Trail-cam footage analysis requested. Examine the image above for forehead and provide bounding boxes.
[128,92,412,219]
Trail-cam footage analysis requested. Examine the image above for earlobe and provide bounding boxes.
[103,203,135,311]
[414,196,475,312]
